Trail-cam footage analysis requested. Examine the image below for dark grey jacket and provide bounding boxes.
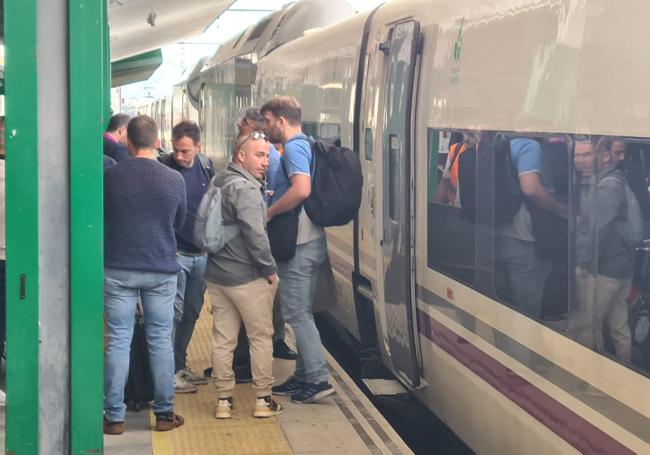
[204,163,276,286]
[576,165,635,279]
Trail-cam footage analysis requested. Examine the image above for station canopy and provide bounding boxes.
[109,0,236,85]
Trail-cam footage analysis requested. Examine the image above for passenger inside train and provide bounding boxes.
[429,129,650,370]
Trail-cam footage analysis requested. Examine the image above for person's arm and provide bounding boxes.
[174,179,187,229]
[233,184,277,276]
[519,173,568,218]
[267,174,310,220]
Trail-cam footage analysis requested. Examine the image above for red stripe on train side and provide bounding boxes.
[417,309,635,455]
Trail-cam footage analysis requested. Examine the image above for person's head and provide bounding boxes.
[237,108,265,138]
[0,117,5,158]
[260,96,302,144]
[610,139,626,165]
[232,130,270,180]
[595,136,625,171]
[126,115,158,157]
[171,121,201,168]
[106,113,131,144]
[462,131,481,148]
[574,135,595,176]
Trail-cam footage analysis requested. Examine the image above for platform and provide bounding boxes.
[103,301,413,455]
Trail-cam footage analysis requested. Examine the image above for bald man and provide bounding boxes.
[203,131,282,419]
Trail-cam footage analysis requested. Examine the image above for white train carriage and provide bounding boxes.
[254,1,650,453]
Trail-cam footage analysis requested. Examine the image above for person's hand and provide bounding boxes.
[266,273,279,285]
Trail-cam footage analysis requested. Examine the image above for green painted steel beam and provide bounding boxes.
[111,48,163,87]
[4,0,40,452]
[104,4,111,125]
[69,0,105,452]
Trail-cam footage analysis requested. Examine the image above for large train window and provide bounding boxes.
[426,129,477,285]
[428,128,650,373]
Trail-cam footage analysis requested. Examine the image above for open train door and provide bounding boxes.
[381,20,421,387]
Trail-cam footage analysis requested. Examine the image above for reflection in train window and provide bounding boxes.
[426,128,650,374]
[426,129,476,285]
[320,123,341,140]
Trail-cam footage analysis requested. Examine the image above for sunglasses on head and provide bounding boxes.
[238,130,268,148]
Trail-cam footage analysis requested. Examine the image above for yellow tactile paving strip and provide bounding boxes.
[152,298,292,455]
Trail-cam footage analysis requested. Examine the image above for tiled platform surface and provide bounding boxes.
[0,299,412,454]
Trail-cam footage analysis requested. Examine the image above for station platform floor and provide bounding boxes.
[104,302,413,455]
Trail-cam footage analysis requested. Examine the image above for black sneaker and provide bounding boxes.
[291,382,335,404]
[254,395,284,418]
[272,377,304,396]
[273,339,298,360]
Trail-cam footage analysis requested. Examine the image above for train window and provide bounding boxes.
[303,122,318,139]
[320,123,341,140]
[426,129,477,285]
[364,128,373,161]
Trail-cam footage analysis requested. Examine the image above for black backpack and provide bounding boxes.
[158,152,215,180]
[304,138,363,227]
[458,136,521,225]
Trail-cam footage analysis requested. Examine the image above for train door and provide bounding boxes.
[381,20,421,387]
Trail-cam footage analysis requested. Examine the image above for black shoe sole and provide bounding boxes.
[291,387,336,404]
[272,388,303,396]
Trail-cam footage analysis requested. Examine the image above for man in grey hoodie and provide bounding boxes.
[204,131,282,419]
[571,136,637,362]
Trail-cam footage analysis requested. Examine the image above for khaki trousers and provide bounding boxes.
[570,268,632,362]
[208,278,278,398]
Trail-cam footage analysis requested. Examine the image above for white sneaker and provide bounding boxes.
[215,397,233,419]
[179,367,208,385]
[174,371,198,394]
[254,396,283,418]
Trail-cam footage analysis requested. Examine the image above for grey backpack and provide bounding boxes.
[602,173,645,249]
[193,177,246,254]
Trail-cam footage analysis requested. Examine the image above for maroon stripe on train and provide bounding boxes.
[417,309,634,455]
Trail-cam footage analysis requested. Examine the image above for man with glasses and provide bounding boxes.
[237,108,297,360]
[204,130,282,419]
[159,121,214,394]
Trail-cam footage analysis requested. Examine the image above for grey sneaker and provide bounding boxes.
[174,371,198,394]
[179,367,208,385]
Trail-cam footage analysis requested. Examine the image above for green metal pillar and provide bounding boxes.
[104,0,112,125]
[4,0,40,450]
[70,0,106,452]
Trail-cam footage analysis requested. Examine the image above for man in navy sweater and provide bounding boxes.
[103,115,187,435]
[159,121,214,394]
[103,113,131,163]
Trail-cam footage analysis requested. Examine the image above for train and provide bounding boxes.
[140,0,650,453]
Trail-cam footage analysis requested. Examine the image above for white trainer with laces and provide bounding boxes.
[215,397,234,419]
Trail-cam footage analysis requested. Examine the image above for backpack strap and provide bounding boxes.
[197,154,215,179]
[157,153,173,167]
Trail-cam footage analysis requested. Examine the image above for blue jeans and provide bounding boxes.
[173,253,207,372]
[277,237,328,384]
[104,268,176,422]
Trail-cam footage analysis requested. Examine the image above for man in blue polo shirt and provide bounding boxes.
[159,121,214,394]
[262,96,335,404]
[103,113,131,163]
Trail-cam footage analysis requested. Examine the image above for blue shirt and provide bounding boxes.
[167,157,210,253]
[270,133,312,204]
[510,138,541,187]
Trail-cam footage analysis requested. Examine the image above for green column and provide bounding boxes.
[104,0,112,124]
[69,0,105,452]
[4,0,41,452]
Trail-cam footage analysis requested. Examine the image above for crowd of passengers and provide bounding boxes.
[102,96,334,435]
[435,132,650,365]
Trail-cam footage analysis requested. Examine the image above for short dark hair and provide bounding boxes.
[106,113,131,133]
[260,96,301,126]
[172,121,201,145]
[127,115,158,150]
[242,108,264,130]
